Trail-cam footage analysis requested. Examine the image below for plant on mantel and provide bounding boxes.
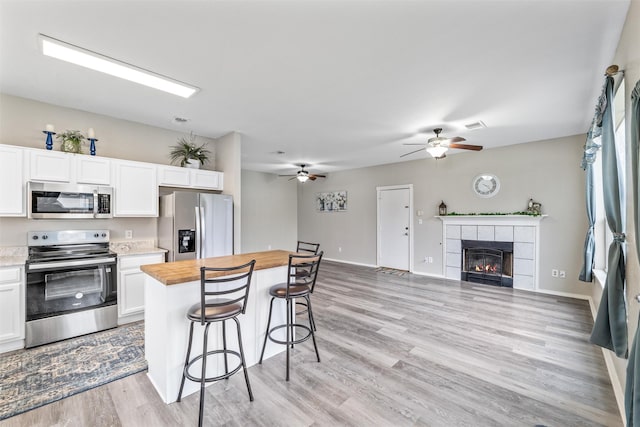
[445,211,542,217]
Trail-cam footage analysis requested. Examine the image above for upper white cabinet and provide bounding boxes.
[75,156,111,184]
[158,165,223,190]
[113,159,158,217]
[29,149,72,182]
[28,149,111,185]
[0,144,25,216]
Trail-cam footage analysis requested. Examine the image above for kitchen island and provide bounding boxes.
[141,250,291,404]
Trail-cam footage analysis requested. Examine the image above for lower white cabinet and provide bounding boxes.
[118,253,165,324]
[0,265,25,353]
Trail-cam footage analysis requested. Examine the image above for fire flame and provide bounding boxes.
[474,264,499,273]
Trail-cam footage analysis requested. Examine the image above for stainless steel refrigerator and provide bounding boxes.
[158,191,233,262]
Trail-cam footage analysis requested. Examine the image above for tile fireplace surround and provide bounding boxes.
[439,215,546,291]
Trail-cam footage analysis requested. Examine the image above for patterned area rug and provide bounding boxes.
[375,267,408,276]
[0,322,146,420]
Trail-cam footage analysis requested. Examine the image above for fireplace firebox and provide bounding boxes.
[461,240,513,287]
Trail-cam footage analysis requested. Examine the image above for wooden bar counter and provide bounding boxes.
[141,250,291,404]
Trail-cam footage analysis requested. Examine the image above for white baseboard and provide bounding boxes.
[410,270,445,279]
[323,257,377,268]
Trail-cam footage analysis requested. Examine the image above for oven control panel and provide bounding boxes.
[28,230,110,246]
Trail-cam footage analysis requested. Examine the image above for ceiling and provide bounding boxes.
[0,1,630,175]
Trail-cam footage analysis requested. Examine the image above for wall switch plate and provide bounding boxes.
[552,269,558,277]
[125,230,133,239]
[559,270,566,278]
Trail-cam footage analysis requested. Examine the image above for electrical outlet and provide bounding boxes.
[338,247,342,253]
[428,256,433,263]
[268,244,272,250]
[552,269,558,277]
[559,270,566,278]
[125,230,133,239]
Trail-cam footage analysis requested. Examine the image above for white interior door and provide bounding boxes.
[377,186,412,270]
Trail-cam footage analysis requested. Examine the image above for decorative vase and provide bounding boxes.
[185,159,200,169]
[61,140,82,154]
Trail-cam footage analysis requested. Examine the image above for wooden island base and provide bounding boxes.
[141,250,292,403]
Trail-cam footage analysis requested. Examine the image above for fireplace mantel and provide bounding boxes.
[437,215,547,226]
[438,215,546,291]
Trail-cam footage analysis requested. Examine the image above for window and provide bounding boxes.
[593,78,626,273]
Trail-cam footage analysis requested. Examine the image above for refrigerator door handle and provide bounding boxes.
[199,206,206,258]
[195,206,202,259]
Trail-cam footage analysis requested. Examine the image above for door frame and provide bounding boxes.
[376,184,414,272]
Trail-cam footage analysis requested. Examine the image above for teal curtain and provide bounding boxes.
[625,79,640,426]
[590,76,628,358]
[579,129,601,282]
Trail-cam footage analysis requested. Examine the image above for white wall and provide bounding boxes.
[297,134,590,296]
[215,131,242,253]
[241,170,297,253]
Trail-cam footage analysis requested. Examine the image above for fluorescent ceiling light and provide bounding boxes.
[39,34,199,98]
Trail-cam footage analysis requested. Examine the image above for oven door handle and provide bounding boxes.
[27,257,117,271]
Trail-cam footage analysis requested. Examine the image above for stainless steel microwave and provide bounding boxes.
[28,182,113,219]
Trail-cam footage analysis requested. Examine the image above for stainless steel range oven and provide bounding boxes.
[25,230,117,348]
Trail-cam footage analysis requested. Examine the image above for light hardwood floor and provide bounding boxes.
[3,261,621,426]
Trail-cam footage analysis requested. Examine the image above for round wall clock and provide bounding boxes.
[472,173,500,198]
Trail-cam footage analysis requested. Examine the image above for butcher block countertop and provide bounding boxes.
[140,249,294,286]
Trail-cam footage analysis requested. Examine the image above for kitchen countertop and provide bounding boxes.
[0,246,27,267]
[110,240,167,256]
[141,249,294,285]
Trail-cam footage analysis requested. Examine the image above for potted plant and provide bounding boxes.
[169,133,210,168]
[57,130,85,154]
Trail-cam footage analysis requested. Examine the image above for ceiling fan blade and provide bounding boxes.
[448,143,483,151]
[308,175,317,181]
[278,174,296,177]
[403,143,428,146]
[288,176,297,181]
[400,148,426,158]
[310,174,326,179]
[446,136,466,143]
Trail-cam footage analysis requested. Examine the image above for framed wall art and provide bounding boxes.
[316,191,347,212]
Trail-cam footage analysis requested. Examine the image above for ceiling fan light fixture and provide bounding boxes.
[297,170,310,182]
[39,34,199,98]
[426,146,448,158]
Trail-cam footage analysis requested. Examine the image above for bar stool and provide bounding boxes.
[177,260,256,427]
[294,241,320,330]
[259,252,323,381]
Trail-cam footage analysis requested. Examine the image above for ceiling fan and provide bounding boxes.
[400,128,483,159]
[279,164,326,183]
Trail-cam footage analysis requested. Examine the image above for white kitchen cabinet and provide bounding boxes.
[0,144,25,216]
[28,149,111,185]
[118,253,164,324]
[75,156,111,184]
[158,165,223,191]
[191,169,223,190]
[28,149,72,182]
[0,266,25,353]
[113,160,158,217]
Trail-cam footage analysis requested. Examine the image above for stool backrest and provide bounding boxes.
[198,260,256,324]
[288,251,323,296]
[296,241,320,255]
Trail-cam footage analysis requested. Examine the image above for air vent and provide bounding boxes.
[465,121,486,130]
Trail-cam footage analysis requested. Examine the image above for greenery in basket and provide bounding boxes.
[169,133,211,167]
[57,130,85,154]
